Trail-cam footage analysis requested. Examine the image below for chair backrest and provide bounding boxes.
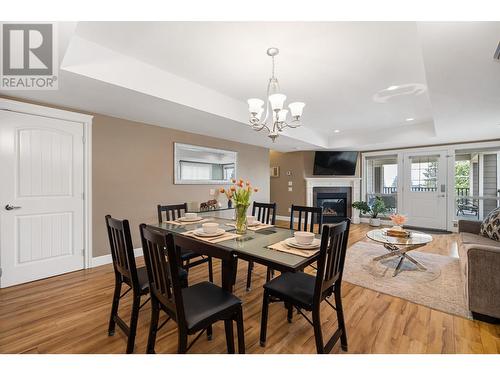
[252,202,277,225]
[290,205,324,234]
[313,219,351,303]
[139,224,186,324]
[157,203,188,222]
[105,215,139,289]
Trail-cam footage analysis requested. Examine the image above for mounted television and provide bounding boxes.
[313,151,358,176]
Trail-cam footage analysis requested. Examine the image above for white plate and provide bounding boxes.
[284,237,321,250]
[247,221,261,227]
[192,228,226,237]
[178,216,203,222]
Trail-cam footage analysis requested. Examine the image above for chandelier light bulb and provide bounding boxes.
[278,109,288,122]
[289,102,305,117]
[269,93,287,111]
[248,98,264,114]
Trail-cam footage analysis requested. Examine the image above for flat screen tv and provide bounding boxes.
[313,151,358,176]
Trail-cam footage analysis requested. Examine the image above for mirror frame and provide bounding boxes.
[173,142,238,185]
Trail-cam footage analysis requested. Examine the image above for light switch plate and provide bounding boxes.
[288,187,293,192]
[288,181,293,186]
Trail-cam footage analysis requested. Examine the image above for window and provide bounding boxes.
[365,155,398,216]
[455,149,500,221]
[179,161,212,180]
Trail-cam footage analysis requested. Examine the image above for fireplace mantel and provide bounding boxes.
[305,177,361,224]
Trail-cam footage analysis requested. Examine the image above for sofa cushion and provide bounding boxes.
[458,232,500,247]
[480,207,500,241]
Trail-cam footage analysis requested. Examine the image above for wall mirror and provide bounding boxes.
[174,143,237,184]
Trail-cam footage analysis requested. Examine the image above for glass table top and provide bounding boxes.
[149,217,320,271]
[366,228,433,246]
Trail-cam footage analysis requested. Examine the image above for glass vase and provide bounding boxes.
[235,204,249,234]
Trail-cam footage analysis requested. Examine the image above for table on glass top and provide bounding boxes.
[148,217,320,288]
[366,228,433,277]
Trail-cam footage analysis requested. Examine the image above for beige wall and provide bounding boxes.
[93,116,270,256]
[1,95,270,257]
[270,151,360,216]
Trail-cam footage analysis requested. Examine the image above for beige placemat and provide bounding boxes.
[267,239,320,258]
[164,218,211,225]
[182,229,240,244]
[225,223,274,231]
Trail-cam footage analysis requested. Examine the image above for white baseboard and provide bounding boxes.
[91,248,143,268]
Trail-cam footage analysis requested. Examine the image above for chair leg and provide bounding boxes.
[207,324,213,341]
[184,258,190,276]
[224,320,235,354]
[235,306,245,354]
[312,307,325,354]
[126,293,141,354]
[108,277,121,336]
[266,267,274,282]
[334,287,348,352]
[260,290,270,347]
[146,298,160,354]
[246,261,253,291]
[208,256,214,283]
[178,329,188,354]
[286,302,293,323]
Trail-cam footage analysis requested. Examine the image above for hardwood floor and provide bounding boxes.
[0,223,499,354]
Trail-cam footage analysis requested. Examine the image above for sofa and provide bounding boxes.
[458,220,500,321]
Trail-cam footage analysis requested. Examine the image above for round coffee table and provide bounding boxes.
[366,229,433,277]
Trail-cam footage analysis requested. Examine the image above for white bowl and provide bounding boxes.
[246,215,257,225]
[202,222,219,234]
[185,212,197,220]
[294,231,315,245]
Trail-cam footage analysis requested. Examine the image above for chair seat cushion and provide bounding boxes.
[136,266,188,292]
[182,282,241,331]
[263,272,316,308]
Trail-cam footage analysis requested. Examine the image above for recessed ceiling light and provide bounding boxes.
[333,129,340,133]
[386,85,400,91]
[405,117,415,122]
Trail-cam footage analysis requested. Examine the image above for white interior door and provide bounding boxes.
[0,110,85,287]
[402,151,448,230]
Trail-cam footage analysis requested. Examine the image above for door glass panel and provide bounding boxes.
[410,155,439,192]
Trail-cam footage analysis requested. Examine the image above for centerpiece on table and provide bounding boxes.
[219,178,259,234]
[386,214,410,237]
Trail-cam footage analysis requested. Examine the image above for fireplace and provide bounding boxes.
[313,187,352,223]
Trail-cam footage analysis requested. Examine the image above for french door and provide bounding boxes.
[401,151,448,230]
[0,110,85,287]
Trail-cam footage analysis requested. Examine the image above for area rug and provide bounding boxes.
[343,241,471,319]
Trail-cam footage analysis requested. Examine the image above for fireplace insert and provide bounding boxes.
[313,187,351,223]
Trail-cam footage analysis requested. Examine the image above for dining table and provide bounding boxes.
[147,216,320,292]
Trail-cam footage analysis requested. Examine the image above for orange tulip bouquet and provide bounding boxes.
[219,178,259,234]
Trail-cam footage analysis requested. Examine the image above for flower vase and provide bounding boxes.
[235,204,249,234]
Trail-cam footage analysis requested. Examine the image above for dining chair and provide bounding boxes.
[290,204,324,234]
[140,224,245,354]
[105,215,149,353]
[157,203,213,282]
[259,219,351,354]
[106,215,188,353]
[245,201,277,291]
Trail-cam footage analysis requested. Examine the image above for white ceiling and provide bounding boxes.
[2,22,500,151]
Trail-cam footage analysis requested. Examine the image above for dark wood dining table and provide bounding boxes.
[147,217,320,292]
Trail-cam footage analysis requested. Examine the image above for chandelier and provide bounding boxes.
[247,47,305,142]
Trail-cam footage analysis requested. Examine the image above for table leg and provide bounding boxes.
[221,255,237,292]
[393,256,405,277]
[373,250,402,261]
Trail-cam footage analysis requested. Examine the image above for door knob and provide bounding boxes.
[5,204,21,210]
